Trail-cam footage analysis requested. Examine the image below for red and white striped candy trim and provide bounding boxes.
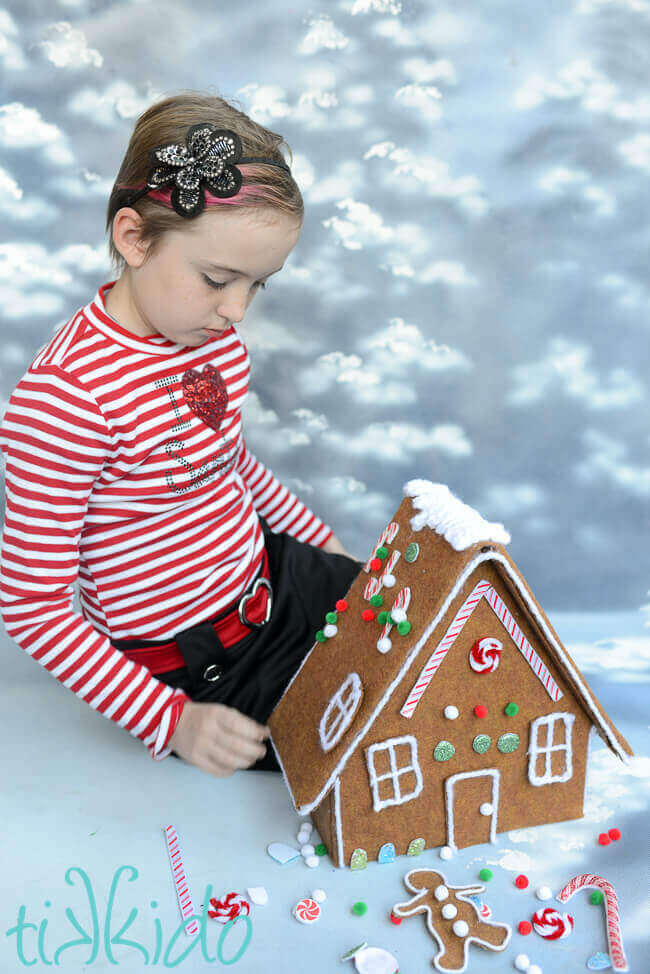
[364,551,402,603]
[163,825,199,937]
[364,521,399,572]
[293,897,321,924]
[557,874,628,972]
[532,907,574,939]
[469,636,503,673]
[400,578,562,718]
[364,577,382,600]
[381,549,401,581]
[208,892,250,923]
[378,587,412,640]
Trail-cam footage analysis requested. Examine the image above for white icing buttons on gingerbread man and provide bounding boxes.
[452,920,470,938]
[434,885,449,901]
[441,903,457,920]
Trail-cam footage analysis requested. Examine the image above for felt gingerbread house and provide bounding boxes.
[268,480,633,869]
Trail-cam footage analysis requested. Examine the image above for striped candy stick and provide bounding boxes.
[378,587,412,641]
[364,521,399,572]
[364,550,402,602]
[557,874,628,972]
[164,825,200,937]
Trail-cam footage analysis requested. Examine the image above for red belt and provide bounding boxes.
[118,548,272,675]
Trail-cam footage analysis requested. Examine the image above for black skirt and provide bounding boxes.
[114,516,364,772]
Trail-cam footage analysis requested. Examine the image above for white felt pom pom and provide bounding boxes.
[441,903,457,919]
[439,846,453,860]
[391,607,407,623]
[452,920,469,938]
[323,624,338,637]
[434,885,449,901]
[444,706,459,720]
[305,855,320,868]
[514,956,530,972]
[312,888,326,902]
[479,802,494,816]
[536,886,552,901]
[382,573,396,587]
[528,966,542,974]
[301,844,315,857]
[377,638,392,654]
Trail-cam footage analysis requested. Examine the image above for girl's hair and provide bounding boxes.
[105,89,303,277]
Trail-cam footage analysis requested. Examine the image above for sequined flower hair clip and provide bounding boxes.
[119,122,292,219]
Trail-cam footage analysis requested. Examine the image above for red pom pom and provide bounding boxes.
[361,609,375,622]
[608,827,621,841]
[335,599,348,612]
[474,704,488,718]
[518,920,532,935]
[389,911,402,925]
[598,832,611,846]
[515,875,529,889]
[370,557,382,571]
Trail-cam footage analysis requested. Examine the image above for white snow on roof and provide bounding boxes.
[404,480,511,550]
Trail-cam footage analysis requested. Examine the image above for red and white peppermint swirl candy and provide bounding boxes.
[208,892,250,923]
[293,897,321,924]
[532,907,574,940]
[469,637,503,673]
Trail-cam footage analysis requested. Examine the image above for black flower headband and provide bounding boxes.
[118,123,292,219]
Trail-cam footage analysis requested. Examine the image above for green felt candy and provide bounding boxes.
[497,732,520,754]
[479,868,493,881]
[325,611,338,624]
[407,837,425,856]
[404,542,420,563]
[350,848,367,870]
[370,594,383,607]
[352,901,367,916]
[397,620,411,635]
[434,740,455,762]
[315,843,327,856]
[377,611,388,625]
[473,734,491,754]
[504,702,519,716]
[315,630,327,642]
[376,546,388,559]
[590,890,604,905]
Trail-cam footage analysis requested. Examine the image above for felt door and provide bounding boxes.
[444,769,500,850]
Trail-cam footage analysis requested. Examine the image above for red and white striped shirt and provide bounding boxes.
[0,280,333,761]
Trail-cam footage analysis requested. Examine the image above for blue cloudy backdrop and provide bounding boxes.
[0,0,648,614]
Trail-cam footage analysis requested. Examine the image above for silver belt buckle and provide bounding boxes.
[238,576,273,629]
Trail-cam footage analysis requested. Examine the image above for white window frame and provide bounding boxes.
[528,713,575,786]
[366,734,423,812]
[319,672,363,752]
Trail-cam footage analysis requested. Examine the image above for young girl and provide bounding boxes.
[0,90,364,779]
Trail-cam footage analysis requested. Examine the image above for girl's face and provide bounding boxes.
[111,206,302,346]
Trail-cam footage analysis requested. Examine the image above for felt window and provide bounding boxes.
[319,672,363,752]
[528,713,575,786]
[366,735,423,812]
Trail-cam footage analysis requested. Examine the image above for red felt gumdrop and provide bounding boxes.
[598,833,611,846]
[474,704,488,718]
[361,609,375,621]
[608,827,621,841]
[370,557,382,571]
[389,911,402,925]
[518,920,533,935]
[515,875,529,889]
[336,599,348,612]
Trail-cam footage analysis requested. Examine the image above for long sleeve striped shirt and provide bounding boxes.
[0,280,333,761]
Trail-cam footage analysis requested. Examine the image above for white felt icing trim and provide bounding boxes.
[392,868,512,974]
[401,578,562,718]
[269,546,629,818]
[404,480,511,550]
[333,777,345,869]
[444,770,500,850]
[366,735,423,812]
[528,713,575,786]
[319,672,363,752]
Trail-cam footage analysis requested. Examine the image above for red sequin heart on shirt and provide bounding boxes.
[181,364,228,431]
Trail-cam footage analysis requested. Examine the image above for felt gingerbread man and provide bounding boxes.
[391,868,511,972]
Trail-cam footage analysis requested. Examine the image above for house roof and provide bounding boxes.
[268,482,633,816]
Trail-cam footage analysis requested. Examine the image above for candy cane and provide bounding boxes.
[556,874,628,972]
[364,551,402,602]
[164,826,199,937]
[364,521,399,572]
[364,577,382,600]
[377,587,411,644]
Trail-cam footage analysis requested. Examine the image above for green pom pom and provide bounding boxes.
[590,890,604,905]
[315,630,327,642]
[386,614,394,625]
[504,702,519,716]
[370,594,383,607]
[325,611,338,624]
[376,546,388,559]
[397,620,411,635]
[479,868,493,881]
[377,611,388,625]
[352,901,368,916]
[315,843,327,857]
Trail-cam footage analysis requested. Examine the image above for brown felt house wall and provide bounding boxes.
[268,481,633,869]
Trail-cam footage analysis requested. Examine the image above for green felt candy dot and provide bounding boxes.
[590,890,604,905]
[315,843,327,857]
[479,868,493,881]
[434,740,455,762]
[397,620,412,635]
[315,630,327,643]
[473,734,491,754]
[352,901,368,916]
[497,732,520,754]
[377,611,388,625]
[325,611,338,624]
[370,594,383,607]
[376,546,388,559]
[350,849,367,870]
[404,542,420,563]
[407,837,425,856]
[504,702,519,716]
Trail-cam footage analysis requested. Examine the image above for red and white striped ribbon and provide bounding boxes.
[557,874,628,972]
[364,521,399,572]
[400,578,562,718]
[164,825,200,937]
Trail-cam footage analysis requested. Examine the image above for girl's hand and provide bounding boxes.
[322,532,360,561]
[168,700,270,777]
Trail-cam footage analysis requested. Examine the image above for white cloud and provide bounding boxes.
[321,198,394,250]
[0,103,73,165]
[568,635,650,681]
[618,132,650,170]
[360,317,473,371]
[32,21,103,70]
[575,429,650,496]
[394,84,444,122]
[0,9,28,72]
[321,421,472,460]
[350,0,403,14]
[537,166,616,216]
[420,261,478,286]
[401,57,459,85]
[599,272,650,312]
[476,482,547,518]
[507,337,645,410]
[299,15,350,55]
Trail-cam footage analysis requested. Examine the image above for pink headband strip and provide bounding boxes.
[121,183,263,207]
